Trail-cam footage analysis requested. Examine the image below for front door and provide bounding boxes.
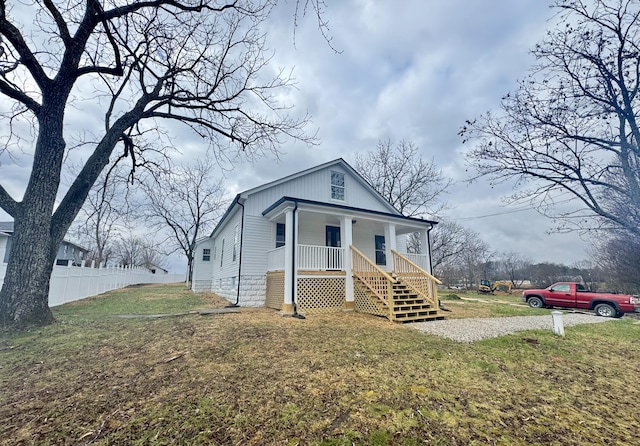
[325,226,341,270]
[326,226,341,247]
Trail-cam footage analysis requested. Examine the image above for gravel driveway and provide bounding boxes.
[410,313,615,342]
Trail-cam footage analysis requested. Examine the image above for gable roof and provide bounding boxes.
[209,158,401,238]
[241,158,398,213]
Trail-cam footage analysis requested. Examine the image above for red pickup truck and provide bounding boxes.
[522,282,640,318]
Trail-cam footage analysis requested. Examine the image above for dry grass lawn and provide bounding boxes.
[1,284,639,445]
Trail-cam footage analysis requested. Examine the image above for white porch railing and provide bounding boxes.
[297,245,344,270]
[267,245,344,271]
[402,253,430,272]
[267,246,286,271]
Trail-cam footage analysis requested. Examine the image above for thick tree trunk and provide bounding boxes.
[0,97,67,329]
[0,218,58,327]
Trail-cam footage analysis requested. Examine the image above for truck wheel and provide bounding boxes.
[527,296,544,308]
[594,303,616,318]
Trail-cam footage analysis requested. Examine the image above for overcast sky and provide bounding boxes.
[0,0,592,272]
[238,0,589,266]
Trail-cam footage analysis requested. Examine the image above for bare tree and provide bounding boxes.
[0,1,316,329]
[355,139,452,218]
[71,163,133,266]
[141,159,227,283]
[428,222,485,288]
[457,237,493,288]
[430,221,479,274]
[496,251,531,289]
[528,262,583,288]
[113,234,165,270]
[462,0,640,237]
[592,234,640,293]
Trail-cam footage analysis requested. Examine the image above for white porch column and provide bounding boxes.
[384,223,397,273]
[342,216,354,310]
[419,229,432,273]
[282,209,295,314]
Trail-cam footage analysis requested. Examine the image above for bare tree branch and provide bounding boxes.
[463,0,640,237]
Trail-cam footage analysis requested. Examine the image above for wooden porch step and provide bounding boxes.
[392,310,444,323]
[393,296,429,305]
[393,309,441,316]
[394,303,435,312]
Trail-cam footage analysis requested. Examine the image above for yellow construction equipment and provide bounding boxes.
[479,280,512,294]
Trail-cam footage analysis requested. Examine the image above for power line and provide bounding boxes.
[454,206,533,221]
[446,196,582,221]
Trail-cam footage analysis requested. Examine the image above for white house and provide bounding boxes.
[191,159,443,322]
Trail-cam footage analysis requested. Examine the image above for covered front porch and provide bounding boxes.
[262,199,443,322]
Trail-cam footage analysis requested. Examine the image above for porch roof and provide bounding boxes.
[262,196,438,229]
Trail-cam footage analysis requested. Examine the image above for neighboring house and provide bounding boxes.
[192,159,444,322]
[0,221,89,266]
[148,264,169,274]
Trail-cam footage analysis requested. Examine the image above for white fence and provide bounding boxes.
[0,261,184,307]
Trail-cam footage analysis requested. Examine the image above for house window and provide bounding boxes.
[202,248,211,262]
[375,235,386,266]
[233,224,240,262]
[331,171,345,201]
[276,223,286,248]
[220,239,225,267]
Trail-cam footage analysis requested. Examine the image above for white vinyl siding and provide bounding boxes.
[240,215,273,275]
[243,166,394,216]
[352,229,376,262]
[396,235,408,254]
[191,238,214,291]
[212,211,242,283]
[297,215,327,246]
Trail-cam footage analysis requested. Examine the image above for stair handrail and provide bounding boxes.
[391,250,442,284]
[350,246,396,313]
[351,246,397,283]
[391,250,441,308]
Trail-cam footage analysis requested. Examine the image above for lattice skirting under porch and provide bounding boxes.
[354,280,389,317]
[265,271,285,310]
[297,277,345,313]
